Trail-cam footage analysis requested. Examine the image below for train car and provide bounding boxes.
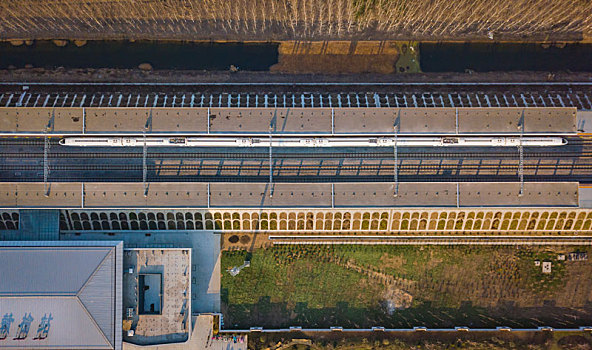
[60,136,567,147]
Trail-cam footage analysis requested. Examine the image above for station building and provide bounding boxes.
[0,241,123,350]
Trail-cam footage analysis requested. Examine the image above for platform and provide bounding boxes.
[0,107,578,135]
[83,183,209,207]
[333,182,457,207]
[209,108,331,133]
[577,111,592,134]
[580,186,592,208]
[0,107,84,133]
[209,183,331,207]
[459,182,578,207]
[0,182,579,209]
[0,183,82,208]
[458,108,576,134]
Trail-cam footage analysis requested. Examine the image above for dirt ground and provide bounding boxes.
[269,41,411,74]
[221,232,270,252]
[1,67,591,84]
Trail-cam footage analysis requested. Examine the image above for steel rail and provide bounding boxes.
[4,163,592,171]
[3,151,592,159]
[9,175,591,182]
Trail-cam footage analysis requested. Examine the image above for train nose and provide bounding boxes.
[59,139,65,145]
[562,138,568,145]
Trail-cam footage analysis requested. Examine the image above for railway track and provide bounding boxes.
[2,150,592,159]
[9,175,591,183]
[3,164,592,171]
[0,82,591,109]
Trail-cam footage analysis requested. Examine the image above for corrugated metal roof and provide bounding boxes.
[0,241,122,350]
[79,250,115,347]
[0,247,110,295]
[0,297,112,348]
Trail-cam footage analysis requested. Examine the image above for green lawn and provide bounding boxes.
[221,245,592,329]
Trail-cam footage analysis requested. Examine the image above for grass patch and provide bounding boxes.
[221,245,592,329]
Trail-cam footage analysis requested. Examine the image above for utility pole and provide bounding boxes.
[43,109,54,197]
[43,127,50,197]
[518,111,524,197]
[268,123,273,198]
[393,113,400,197]
[143,109,152,197]
[268,109,277,198]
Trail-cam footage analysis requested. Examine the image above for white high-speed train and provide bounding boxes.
[60,136,567,147]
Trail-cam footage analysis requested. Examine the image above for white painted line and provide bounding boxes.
[511,94,519,107]
[575,94,583,109]
[5,93,14,107]
[547,94,556,107]
[557,94,565,107]
[61,94,68,107]
[584,94,591,109]
[505,94,512,107]
[16,92,26,107]
[566,94,575,107]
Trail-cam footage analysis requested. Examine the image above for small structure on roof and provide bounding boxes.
[122,248,191,346]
